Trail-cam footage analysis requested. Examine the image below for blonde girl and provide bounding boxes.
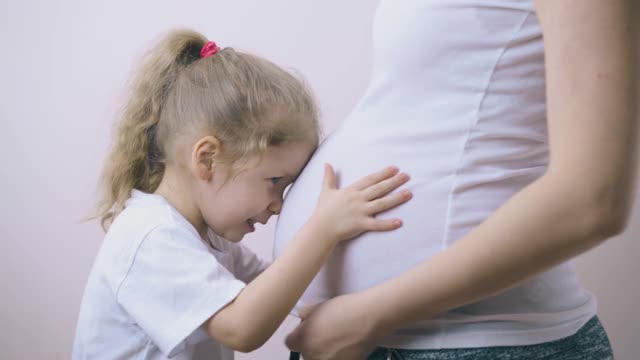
[72,29,412,360]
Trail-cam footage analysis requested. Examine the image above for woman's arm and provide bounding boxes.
[373,0,638,327]
[286,1,638,357]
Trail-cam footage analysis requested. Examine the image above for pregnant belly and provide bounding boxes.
[273,115,547,306]
[273,128,455,304]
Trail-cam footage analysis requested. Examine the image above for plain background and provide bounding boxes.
[1,1,638,359]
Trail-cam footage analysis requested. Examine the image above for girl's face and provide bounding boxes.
[201,142,316,242]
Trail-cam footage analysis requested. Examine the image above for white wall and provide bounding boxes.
[1,1,637,359]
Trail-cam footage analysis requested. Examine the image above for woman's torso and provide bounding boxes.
[274,0,595,349]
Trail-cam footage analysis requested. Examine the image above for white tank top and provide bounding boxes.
[274,0,596,348]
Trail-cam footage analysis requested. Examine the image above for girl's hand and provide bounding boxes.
[285,293,386,360]
[312,164,412,244]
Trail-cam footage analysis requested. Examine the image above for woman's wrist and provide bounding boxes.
[361,278,443,335]
[347,289,397,340]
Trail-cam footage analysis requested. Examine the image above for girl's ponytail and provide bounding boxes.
[97,29,206,230]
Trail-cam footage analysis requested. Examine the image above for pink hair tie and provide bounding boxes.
[200,41,220,58]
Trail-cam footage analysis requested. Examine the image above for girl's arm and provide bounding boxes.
[205,164,411,352]
[285,1,638,357]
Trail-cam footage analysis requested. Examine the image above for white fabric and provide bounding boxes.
[274,0,596,349]
[73,190,269,359]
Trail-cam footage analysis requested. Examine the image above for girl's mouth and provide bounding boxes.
[246,219,255,232]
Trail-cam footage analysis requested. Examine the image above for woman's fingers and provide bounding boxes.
[298,304,320,320]
[285,325,304,352]
[366,189,413,215]
[362,172,410,200]
[348,166,399,191]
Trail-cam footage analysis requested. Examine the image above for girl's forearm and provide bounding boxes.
[364,173,629,333]
[209,216,334,352]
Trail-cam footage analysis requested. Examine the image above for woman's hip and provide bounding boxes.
[368,316,613,360]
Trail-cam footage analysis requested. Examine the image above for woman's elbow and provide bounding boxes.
[581,185,633,239]
[590,205,630,238]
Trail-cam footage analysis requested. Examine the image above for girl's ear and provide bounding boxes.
[191,135,222,181]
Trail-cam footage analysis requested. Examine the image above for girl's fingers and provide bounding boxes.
[322,163,337,190]
[348,166,399,191]
[362,172,410,200]
[366,190,413,215]
[366,218,404,232]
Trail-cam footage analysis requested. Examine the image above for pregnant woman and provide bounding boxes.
[274,0,637,359]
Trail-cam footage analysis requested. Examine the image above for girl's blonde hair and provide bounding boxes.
[97,29,320,230]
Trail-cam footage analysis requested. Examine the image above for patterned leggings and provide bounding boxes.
[368,316,613,360]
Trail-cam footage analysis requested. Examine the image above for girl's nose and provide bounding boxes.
[268,198,283,215]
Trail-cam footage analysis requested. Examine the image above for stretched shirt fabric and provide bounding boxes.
[73,190,269,359]
[274,0,596,349]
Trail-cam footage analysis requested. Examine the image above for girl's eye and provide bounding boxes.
[270,177,283,184]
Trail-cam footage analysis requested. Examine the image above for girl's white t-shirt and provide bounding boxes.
[274,0,596,349]
[73,190,269,360]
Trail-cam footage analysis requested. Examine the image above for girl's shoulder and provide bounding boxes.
[100,191,206,275]
[108,190,197,242]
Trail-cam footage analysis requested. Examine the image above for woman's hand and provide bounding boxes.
[312,163,412,244]
[285,293,388,360]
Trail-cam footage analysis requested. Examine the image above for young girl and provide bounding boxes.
[72,29,412,359]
